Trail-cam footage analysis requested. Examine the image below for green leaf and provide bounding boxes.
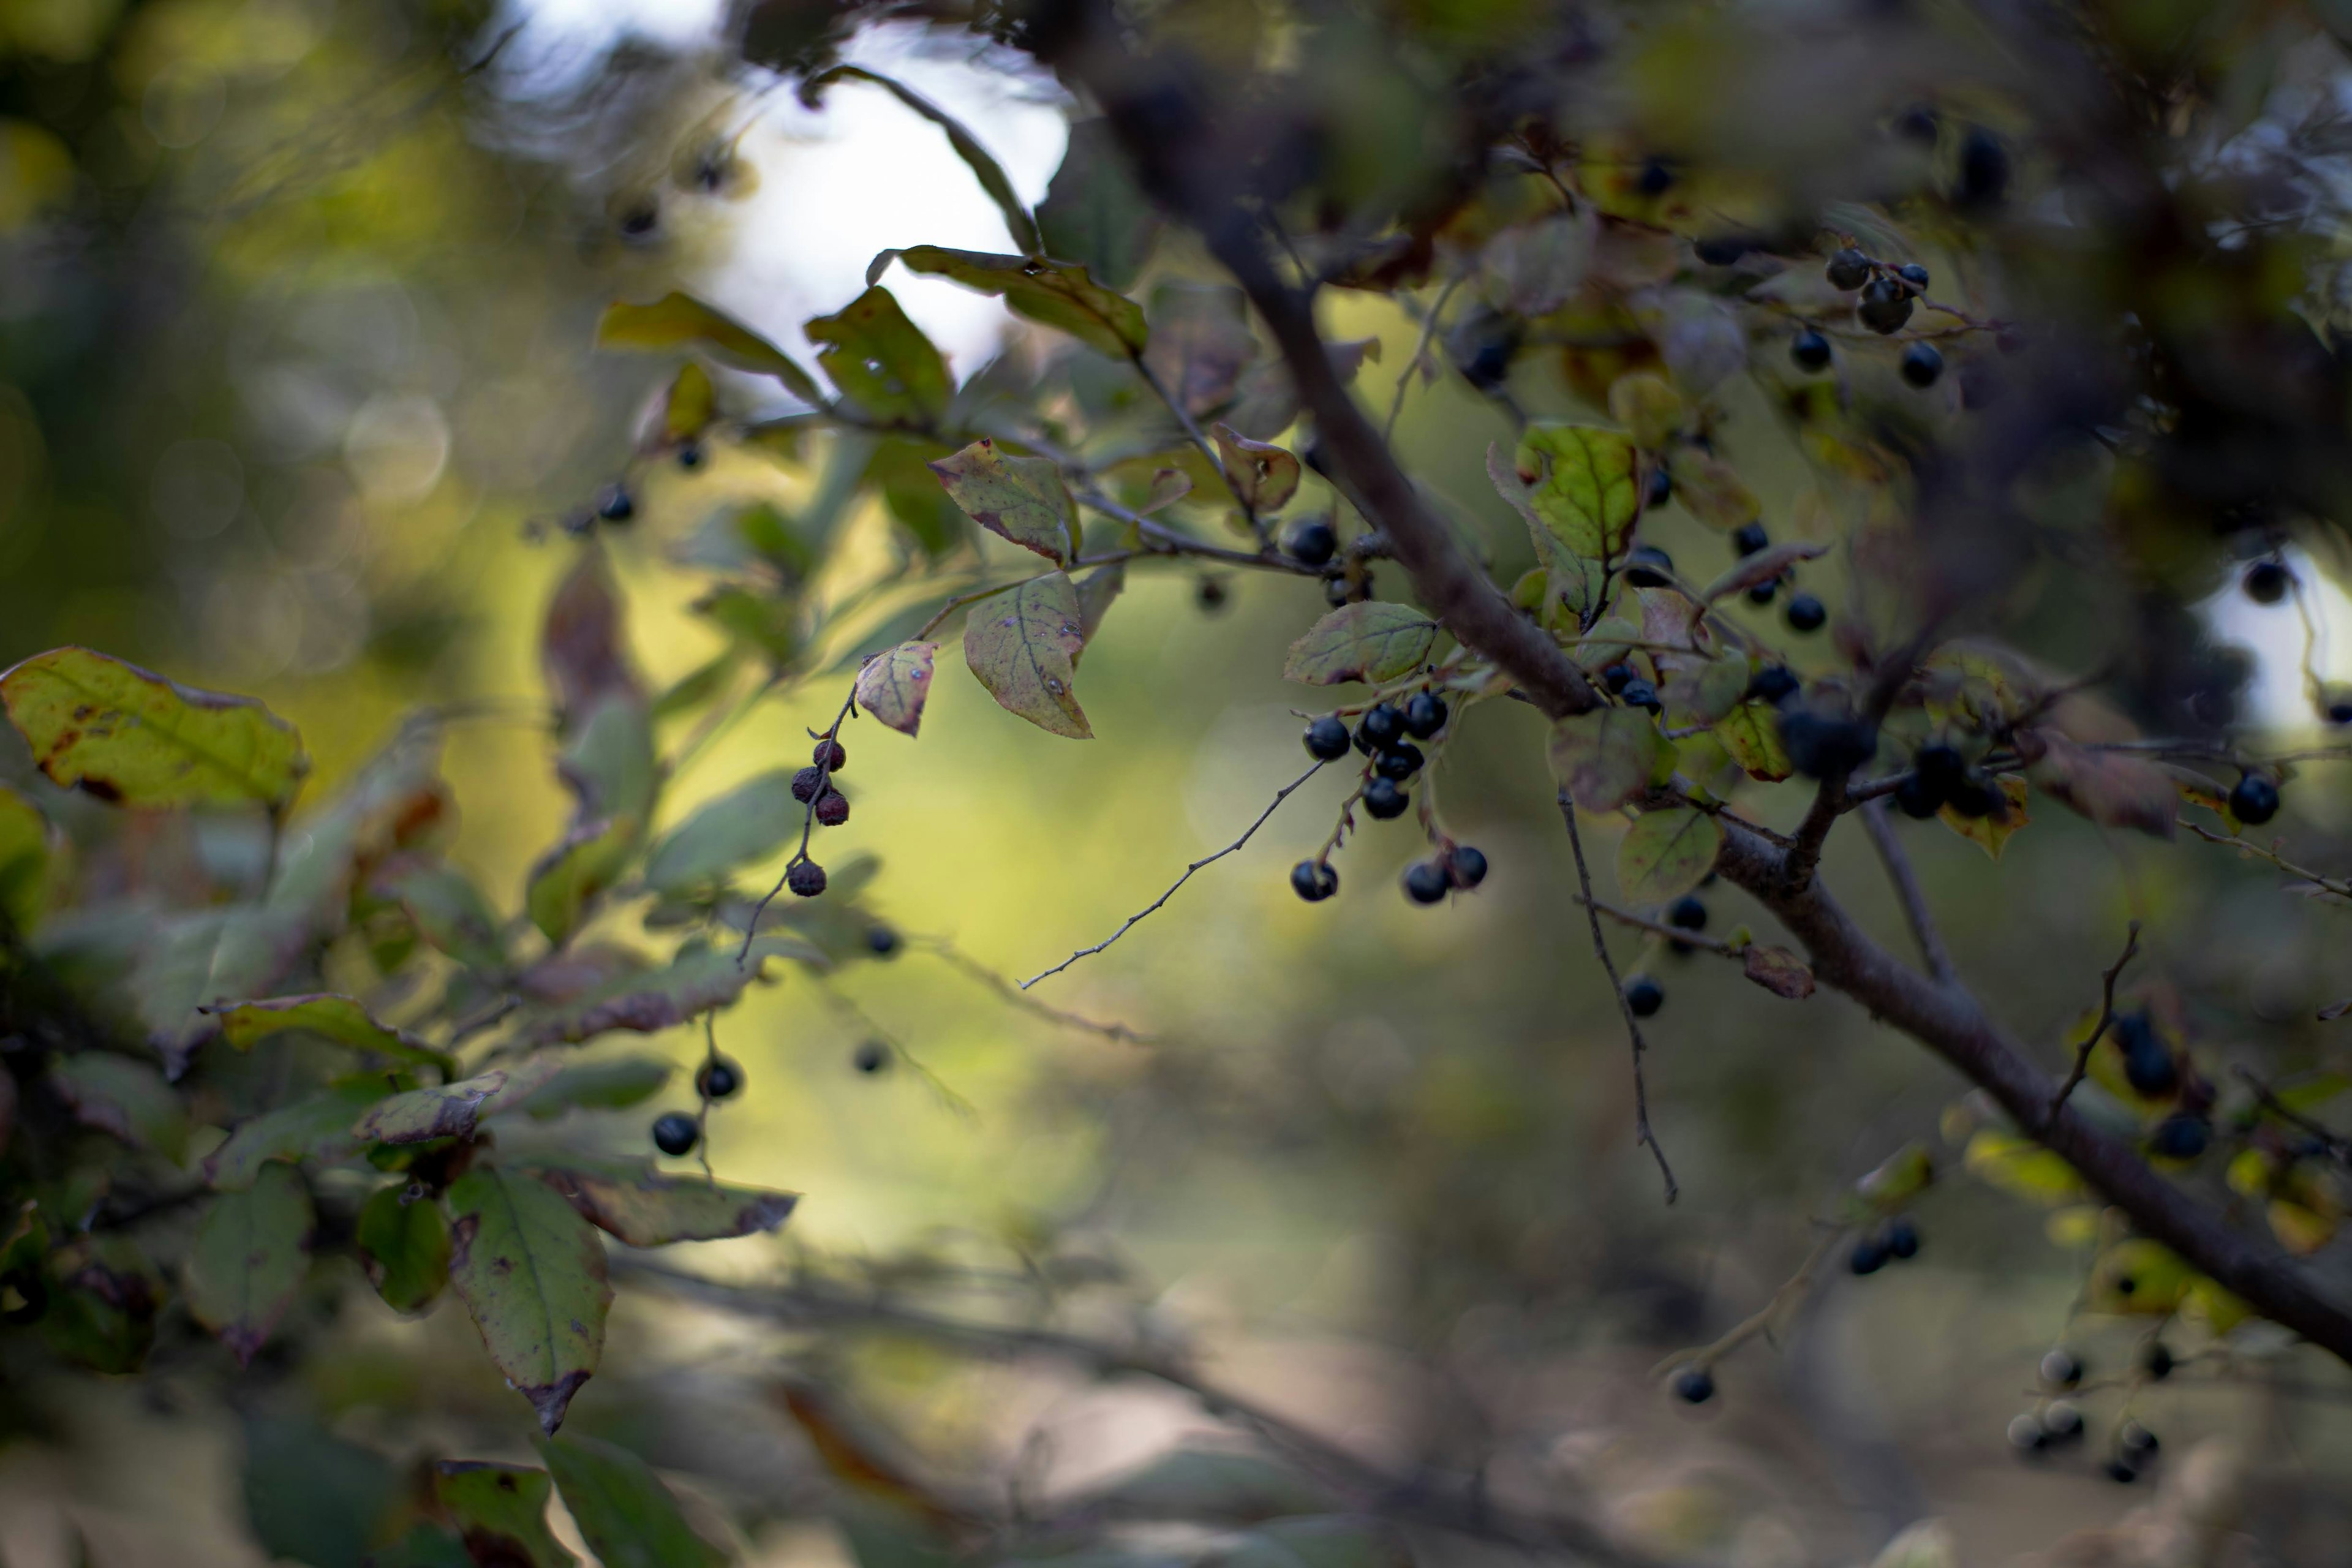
[516,1057,674,1120]
[0,646,308,814]
[375,857,507,973]
[354,1053,567,1145]
[207,993,448,1070]
[1548,708,1667,813]
[644,772,801,898]
[184,1161,314,1366]
[48,1053,187,1161]
[1210,424,1300,511]
[1283,603,1439,687]
[432,1462,576,1568]
[130,904,311,1069]
[809,65,1041,255]
[804,287,954,424]
[1075,564,1125,648]
[559,694,658,827]
[1037,119,1160,292]
[449,1167,612,1434]
[963,574,1093,738]
[206,1079,388,1190]
[513,940,765,1047]
[43,1240,160,1373]
[536,1434,728,1568]
[0,782,55,932]
[660,361,715,445]
[1511,426,1640,560]
[1487,443,1608,625]
[854,641,938,739]
[527,816,638,948]
[527,1160,798,1247]
[597,293,824,404]
[873,246,1147,360]
[928,437,1076,565]
[693,583,800,667]
[356,1182,451,1313]
[1712,701,1792,781]
[1615,807,1724,904]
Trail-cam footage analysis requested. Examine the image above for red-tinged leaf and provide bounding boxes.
[1210,423,1301,511]
[2027,731,2176,839]
[1702,541,1830,602]
[1616,807,1723,904]
[855,641,939,738]
[512,940,764,1047]
[1743,946,1815,1000]
[183,1163,314,1366]
[542,551,640,721]
[1144,284,1259,416]
[964,573,1092,737]
[448,1167,611,1435]
[928,437,1074,564]
[1549,708,1667,812]
[1284,603,1439,686]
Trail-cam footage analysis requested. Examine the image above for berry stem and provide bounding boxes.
[2047,921,2144,1124]
[739,684,862,967]
[1558,790,1678,1205]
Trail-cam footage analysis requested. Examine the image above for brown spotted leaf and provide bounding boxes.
[929,438,1074,565]
[432,1461,576,1568]
[1550,708,1668,812]
[448,1166,611,1434]
[1742,946,1815,1000]
[855,641,939,738]
[513,940,763,1047]
[1284,603,1439,687]
[804,285,953,424]
[964,573,1091,737]
[526,1160,799,1247]
[183,1162,314,1367]
[1210,423,1301,511]
[353,1054,567,1145]
[1616,806,1724,904]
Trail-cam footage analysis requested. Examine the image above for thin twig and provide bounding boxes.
[1649,1225,1846,1378]
[916,937,1151,1044]
[1559,790,1678,1204]
[1860,799,1958,984]
[1575,895,1738,956]
[1023,761,1328,988]
[2181,819,2352,899]
[2234,1067,2352,1167]
[2048,921,2143,1125]
[1384,274,1464,445]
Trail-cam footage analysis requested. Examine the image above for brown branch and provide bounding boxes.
[1858,799,1957,984]
[1576,895,1738,957]
[2049,921,2143,1120]
[1560,791,1678,1204]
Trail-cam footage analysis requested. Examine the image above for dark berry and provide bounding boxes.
[853,1041,889,1074]
[1749,666,1800,705]
[652,1112,699,1156]
[1897,262,1931,290]
[1325,577,1351,608]
[791,766,824,802]
[1784,592,1827,632]
[1885,1216,1920,1259]
[619,202,660,238]
[1826,247,1872,291]
[1637,157,1675,196]
[1730,521,1770,557]
[786,860,827,897]
[2150,1112,2211,1161]
[814,790,850,827]
[1291,859,1339,902]
[1402,692,1449,738]
[1858,276,1915,334]
[696,1057,742,1100]
[1196,577,1229,612]
[2041,1400,2085,1442]
[1746,578,1777,605]
[1778,709,1878,780]
[1647,467,1672,508]
[1447,845,1487,889]
[1896,772,1947,819]
[1359,703,1404,747]
[2103,1458,2141,1485]
[1945,768,2000,819]
[1791,330,1831,372]
[1375,744,1423,780]
[813,738,847,771]
[1305,716,1351,760]
[1667,895,1707,932]
[1849,1237,1890,1275]
[2242,560,2290,603]
[1694,233,1755,266]
[1624,974,1664,1017]
[1402,861,1450,905]
[2139,1343,2174,1382]
[2119,1420,2160,1460]
[2040,1348,2084,1389]
[1619,679,1662,714]
[866,924,901,957]
[597,484,636,522]
[1900,342,1944,388]
[2116,1015,2180,1099]
[1362,777,1410,820]
[1672,1367,1714,1404]
[2228,774,2279,825]
[1956,126,2010,208]
[1602,663,1635,695]
[1624,545,1675,588]
[1287,519,1337,567]
[1915,744,1965,790]
[2009,1414,2051,1455]
[2329,699,2352,725]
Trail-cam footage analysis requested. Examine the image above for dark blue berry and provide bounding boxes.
[1362,777,1409,820]
[1785,592,1827,632]
[1291,860,1338,902]
[2229,774,2279,824]
[1624,974,1664,1016]
[1402,692,1448,738]
[1287,519,1337,567]
[1791,330,1831,372]
[1304,715,1351,760]
[652,1112,699,1156]
[1402,862,1449,905]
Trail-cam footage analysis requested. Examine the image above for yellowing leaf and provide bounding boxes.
[1284,602,1439,686]
[207,993,448,1070]
[1210,423,1301,511]
[449,1167,611,1434]
[1512,425,1640,560]
[854,641,939,738]
[805,285,954,424]
[1616,807,1722,904]
[1854,1142,1934,1212]
[928,438,1074,564]
[964,574,1092,737]
[1,647,307,814]
[1549,707,1667,812]
[1939,774,2030,858]
[1963,1128,2084,1205]
[1606,371,1683,450]
[2086,1238,2194,1314]
[659,361,715,444]
[874,246,1147,360]
[0,783,55,932]
[596,293,823,403]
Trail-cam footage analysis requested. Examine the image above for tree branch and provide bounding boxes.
[1858,800,1957,984]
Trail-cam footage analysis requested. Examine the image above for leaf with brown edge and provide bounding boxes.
[541,551,640,722]
[595,293,824,404]
[1616,806,1724,904]
[854,641,938,738]
[1713,701,1793,782]
[1512,425,1640,560]
[1490,444,1607,624]
[1210,424,1300,511]
[928,438,1074,565]
[805,286,954,424]
[2026,731,2176,839]
[964,573,1092,738]
[1702,541,1830,603]
[206,993,448,1070]
[512,940,766,1047]
[1939,774,2031,859]
[448,1166,610,1436]
[873,246,1147,360]
[432,1461,576,1568]
[1549,708,1667,812]
[1284,603,1439,687]
[1743,946,1815,1000]
[353,1053,567,1145]
[524,1159,799,1247]
[183,1162,314,1367]
[1,647,308,814]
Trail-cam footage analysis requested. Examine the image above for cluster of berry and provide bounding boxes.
[2010,1345,2168,1485]
[1292,693,1487,907]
